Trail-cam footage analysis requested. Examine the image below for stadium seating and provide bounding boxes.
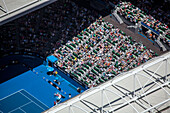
[117,2,146,23]
[163,31,170,46]
[116,2,169,46]
[53,17,157,88]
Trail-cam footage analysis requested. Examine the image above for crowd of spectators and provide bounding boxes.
[0,0,168,87]
[116,2,169,33]
[102,0,169,27]
[116,2,145,23]
[54,17,158,88]
[115,1,170,46]
[87,0,170,46]
[0,0,99,57]
[1,0,169,57]
[130,0,170,27]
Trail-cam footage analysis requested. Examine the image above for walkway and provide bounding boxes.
[104,15,164,55]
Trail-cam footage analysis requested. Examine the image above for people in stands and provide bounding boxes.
[115,1,169,46]
[0,0,99,58]
[53,17,158,88]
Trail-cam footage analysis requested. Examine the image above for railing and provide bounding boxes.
[53,65,88,90]
[113,9,123,24]
[141,22,160,35]
[1,51,45,59]
[155,38,167,51]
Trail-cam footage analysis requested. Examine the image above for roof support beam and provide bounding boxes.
[135,74,152,108]
[1,0,8,13]
[105,88,140,113]
[71,105,89,113]
[136,73,170,95]
[141,98,170,113]
[108,81,169,112]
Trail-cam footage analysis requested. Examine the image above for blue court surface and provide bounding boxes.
[0,89,48,113]
[0,64,84,112]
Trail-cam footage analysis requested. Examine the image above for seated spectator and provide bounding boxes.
[54,17,157,88]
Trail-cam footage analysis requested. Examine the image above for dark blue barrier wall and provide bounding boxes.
[0,54,43,83]
[54,67,87,91]
[141,22,160,35]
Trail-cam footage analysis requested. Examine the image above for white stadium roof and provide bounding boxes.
[0,0,57,26]
[45,51,170,113]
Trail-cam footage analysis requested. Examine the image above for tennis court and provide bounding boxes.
[0,64,85,112]
[0,89,49,113]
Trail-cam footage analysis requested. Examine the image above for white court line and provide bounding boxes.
[19,108,26,113]
[8,101,32,113]
[0,89,49,112]
[22,89,49,108]
[19,92,45,111]
[0,89,23,101]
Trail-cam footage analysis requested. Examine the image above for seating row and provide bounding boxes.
[53,17,158,88]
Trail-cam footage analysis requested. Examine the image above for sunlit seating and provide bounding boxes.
[54,17,157,88]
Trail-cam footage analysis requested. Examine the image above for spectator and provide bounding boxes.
[0,0,99,57]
